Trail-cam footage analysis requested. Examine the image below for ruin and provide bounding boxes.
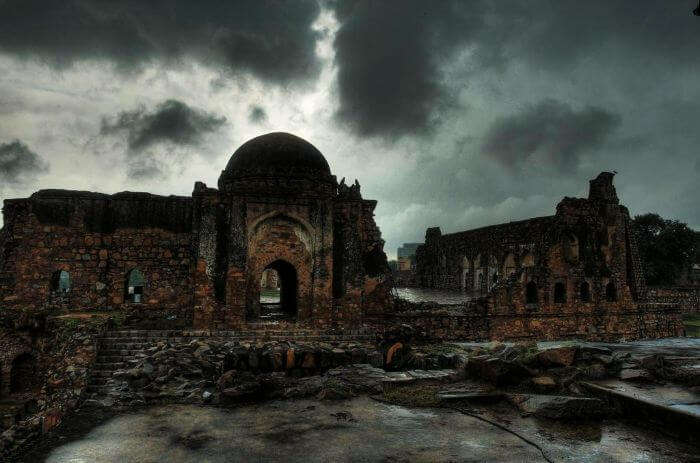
[0,132,391,329]
[414,172,684,340]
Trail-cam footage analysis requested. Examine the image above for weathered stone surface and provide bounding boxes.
[466,356,531,386]
[509,394,606,420]
[532,376,557,391]
[536,347,577,367]
[413,172,684,342]
[619,369,653,383]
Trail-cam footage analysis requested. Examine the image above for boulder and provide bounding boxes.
[531,376,557,392]
[466,356,531,386]
[619,369,653,383]
[317,378,355,400]
[536,347,577,367]
[509,394,606,420]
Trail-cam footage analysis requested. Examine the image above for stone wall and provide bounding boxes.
[411,173,683,341]
[647,286,700,314]
[0,191,195,322]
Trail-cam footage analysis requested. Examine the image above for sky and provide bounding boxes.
[0,1,698,259]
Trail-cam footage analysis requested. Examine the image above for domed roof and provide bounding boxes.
[220,132,331,183]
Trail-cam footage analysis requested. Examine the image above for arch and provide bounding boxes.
[564,234,579,262]
[521,253,535,268]
[503,253,516,278]
[553,282,567,303]
[460,256,470,291]
[10,353,36,394]
[51,269,71,293]
[605,281,617,302]
[525,281,538,304]
[125,268,146,303]
[259,260,297,319]
[579,281,591,302]
[248,212,315,252]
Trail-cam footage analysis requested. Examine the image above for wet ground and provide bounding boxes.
[39,397,698,463]
[453,337,700,358]
[394,287,473,304]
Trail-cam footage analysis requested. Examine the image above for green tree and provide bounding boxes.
[633,213,698,286]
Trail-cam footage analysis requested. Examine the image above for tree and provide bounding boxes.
[633,213,698,286]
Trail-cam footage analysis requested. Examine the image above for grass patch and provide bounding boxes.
[683,315,700,337]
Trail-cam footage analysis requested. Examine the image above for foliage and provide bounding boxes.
[633,213,698,286]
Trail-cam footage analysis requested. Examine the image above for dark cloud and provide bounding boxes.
[0,0,322,84]
[99,99,226,180]
[330,1,699,139]
[248,105,268,124]
[481,99,621,172]
[100,99,226,153]
[331,1,484,138]
[0,140,49,185]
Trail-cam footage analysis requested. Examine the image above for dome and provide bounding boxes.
[220,132,331,184]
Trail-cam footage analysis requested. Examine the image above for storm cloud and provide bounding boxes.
[99,99,226,179]
[331,1,484,138]
[0,140,49,186]
[0,0,322,84]
[100,100,227,153]
[330,1,699,139]
[481,100,621,172]
[248,105,268,124]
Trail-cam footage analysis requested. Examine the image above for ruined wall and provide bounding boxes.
[333,189,391,321]
[647,286,700,314]
[412,173,673,341]
[0,191,195,322]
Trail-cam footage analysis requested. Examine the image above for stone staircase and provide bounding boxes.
[87,328,378,396]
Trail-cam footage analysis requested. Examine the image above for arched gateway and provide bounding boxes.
[192,132,391,327]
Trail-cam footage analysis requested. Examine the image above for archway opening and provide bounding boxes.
[525,281,538,305]
[553,282,567,303]
[605,281,617,302]
[579,281,591,302]
[10,353,36,394]
[260,269,280,303]
[125,268,145,303]
[259,260,297,320]
[51,270,70,293]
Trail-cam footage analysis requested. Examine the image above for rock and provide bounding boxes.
[466,357,531,386]
[142,362,154,376]
[582,363,607,380]
[532,376,557,391]
[286,349,295,369]
[217,370,238,390]
[509,394,606,420]
[317,378,355,400]
[301,352,316,370]
[386,342,403,366]
[536,347,577,367]
[619,369,653,383]
[667,365,700,387]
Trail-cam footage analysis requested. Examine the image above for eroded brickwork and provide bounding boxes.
[0,133,391,329]
[415,172,684,340]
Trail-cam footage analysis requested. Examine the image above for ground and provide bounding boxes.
[30,396,699,463]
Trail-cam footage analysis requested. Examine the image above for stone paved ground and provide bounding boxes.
[39,397,699,463]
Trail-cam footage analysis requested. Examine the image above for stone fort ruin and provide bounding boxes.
[415,172,684,340]
[0,132,391,329]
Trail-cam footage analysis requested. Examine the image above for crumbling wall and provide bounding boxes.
[413,173,676,341]
[0,191,195,320]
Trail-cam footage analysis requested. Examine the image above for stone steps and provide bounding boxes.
[87,329,380,395]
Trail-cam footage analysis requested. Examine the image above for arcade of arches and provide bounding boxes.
[415,172,685,340]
